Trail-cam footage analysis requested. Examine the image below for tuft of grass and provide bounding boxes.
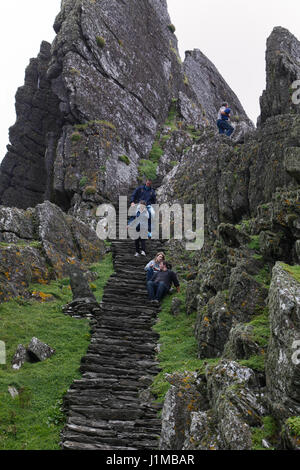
[167,24,176,34]
[251,416,278,450]
[79,176,88,188]
[149,142,164,164]
[248,307,270,348]
[151,287,219,403]
[248,235,260,251]
[239,355,266,372]
[71,132,81,143]
[0,254,113,450]
[96,36,106,48]
[253,266,271,289]
[281,263,300,284]
[118,155,130,166]
[138,159,157,181]
[285,416,300,437]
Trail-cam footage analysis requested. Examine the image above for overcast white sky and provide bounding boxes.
[0,0,300,162]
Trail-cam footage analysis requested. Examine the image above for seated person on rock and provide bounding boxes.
[127,200,149,256]
[130,178,156,238]
[144,251,165,281]
[217,102,235,137]
[147,260,180,304]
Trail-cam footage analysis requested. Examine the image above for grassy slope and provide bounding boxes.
[0,253,113,450]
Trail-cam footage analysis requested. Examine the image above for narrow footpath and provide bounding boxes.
[61,194,165,450]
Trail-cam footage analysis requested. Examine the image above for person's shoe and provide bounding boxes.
[140,250,146,256]
[151,299,159,305]
[134,252,140,257]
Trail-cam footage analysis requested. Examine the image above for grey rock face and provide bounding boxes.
[0,42,63,209]
[27,337,55,362]
[183,49,253,128]
[0,201,105,301]
[11,345,30,370]
[160,361,267,450]
[265,262,300,423]
[259,27,300,125]
[46,0,198,211]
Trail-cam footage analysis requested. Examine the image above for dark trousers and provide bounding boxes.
[217,119,234,136]
[135,237,146,253]
[147,281,168,301]
[146,267,154,282]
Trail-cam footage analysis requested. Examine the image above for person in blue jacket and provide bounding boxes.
[217,102,235,137]
[130,179,156,236]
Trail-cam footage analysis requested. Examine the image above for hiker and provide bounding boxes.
[127,200,149,256]
[147,260,180,304]
[144,252,165,281]
[217,102,234,137]
[130,179,156,237]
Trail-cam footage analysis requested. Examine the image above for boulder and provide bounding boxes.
[265,263,300,423]
[27,337,55,362]
[259,27,300,125]
[11,344,30,370]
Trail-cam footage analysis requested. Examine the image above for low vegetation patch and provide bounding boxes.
[151,286,219,403]
[0,254,113,450]
[281,263,300,283]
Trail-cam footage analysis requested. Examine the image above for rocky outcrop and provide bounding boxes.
[160,362,267,450]
[265,263,300,424]
[0,42,63,209]
[0,201,105,301]
[183,49,253,127]
[0,0,202,217]
[259,27,300,126]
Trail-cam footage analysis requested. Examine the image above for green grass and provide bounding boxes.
[151,287,219,403]
[248,235,260,251]
[239,355,266,372]
[251,416,278,450]
[0,253,113,450]
[253,265,271,289]
[285,416,300,437]
[281,263,300,283]
[138,159,157,181]
[96,36,106,48]
[118,155,130,166]
[248,307,270,348]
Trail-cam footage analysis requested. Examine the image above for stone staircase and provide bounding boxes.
[61,182,166,450]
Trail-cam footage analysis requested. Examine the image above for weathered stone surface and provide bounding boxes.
[170,297,182,316]
[69,267,96,301]
[0,42,63,208]
[0,244,51,302]
[222,323,262,360]
[159,371,209,450]
[205,361,266,450]
[183,49,253,128]
[265,263,300,423]
[11,344,30,370]
[0,206,35,242]
[195,291,232,359]
[259,27,300,126]
[27,337,55,362]
[160,361,267,450]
